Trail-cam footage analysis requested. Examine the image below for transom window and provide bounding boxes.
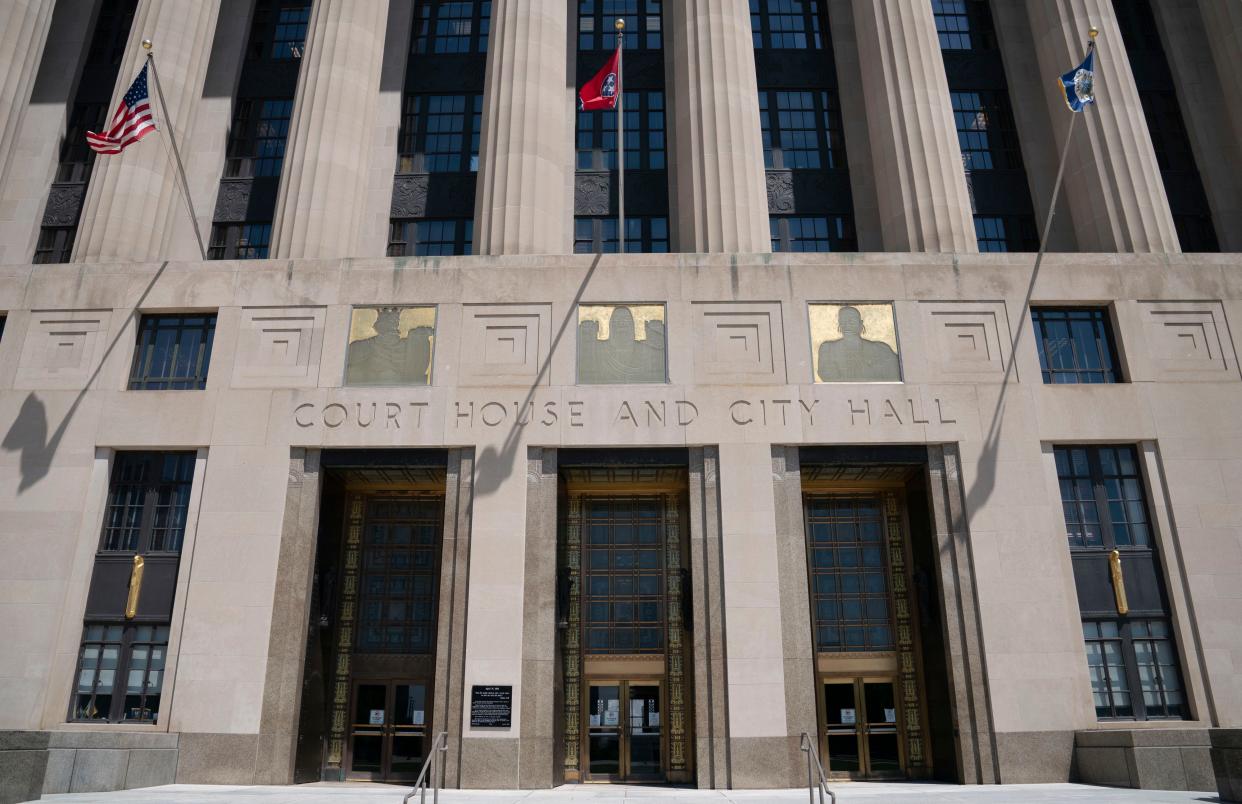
[72,624,169,723]
[387,218,473,257]
[357,498,442,654]
[128,314,217,390]
[1055,445,1151,550]
[573,217,669,254]
[101,452,197,553]
[578,0,662,50]
[759,90,844,170]
[770,215,856,252]
[33,227,76,265]
[577,91,665,171]
[397,94,482,174]
[1031,307,1122,384]
[1084,619,1185,720]
[750,0,824,49]
[583,497,666,654]
[208,222,272,260]
[805,496,893,652]
[412,0,491,54]
[224,98,294,178]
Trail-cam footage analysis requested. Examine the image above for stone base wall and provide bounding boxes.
[0,732,48,804]
[1075,729,1214,792]
[1212,729,1242,802]
[0,731,181,799]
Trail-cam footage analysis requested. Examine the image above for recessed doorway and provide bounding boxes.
[345,680,429,782]
[820,678,903,779]
[584,680,663,782]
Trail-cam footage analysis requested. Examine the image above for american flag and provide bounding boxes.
[86,64,156,154]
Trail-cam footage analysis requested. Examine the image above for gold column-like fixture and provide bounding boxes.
[124,555,145,619]
[1109,549,1129,615]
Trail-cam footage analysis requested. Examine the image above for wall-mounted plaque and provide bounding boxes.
[577,304,667,384]
[345,306,436,386]
[470,685,513,728]
[809,302,901,382]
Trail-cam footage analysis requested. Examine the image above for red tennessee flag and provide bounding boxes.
[578,47,621,110]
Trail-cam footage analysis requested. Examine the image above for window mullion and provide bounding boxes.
[1120,622,1147,721]
[1089,449,1115,551]
[110,626,134,722]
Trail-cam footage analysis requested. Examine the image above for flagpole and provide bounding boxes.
[142,39,208,261]
[615,18,625,254]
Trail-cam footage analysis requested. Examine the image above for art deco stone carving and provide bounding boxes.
[766,171,794,213]
[1136,301,1238,380]
[345,306,436,386]
[692,302,786,385]
[918,301,1010,382]
[390,175,429,219]
[577,305,666,384]
[810,303,901,383]
[41,183,86,228]
[575,173,612,216]
[458,304,552,387]
[232,307,326,389]
[213,179,253,224]
[15,310,111,390]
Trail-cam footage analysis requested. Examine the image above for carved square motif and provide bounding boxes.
[918,301,1010,381]
[15,310,111,390]
[232,307,325,388]
[459,304,552,386]
[1138,301,1237,380]
[692,302,785,384]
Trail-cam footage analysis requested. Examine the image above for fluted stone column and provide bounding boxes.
[73,0,222,262]
[1025,0,1179,252]
[0,0,55,196]
[850,0,977,253]
[665,0,770,253]
[1195,0,1242,250]
[270,0,389,260]
[472,0,571,255]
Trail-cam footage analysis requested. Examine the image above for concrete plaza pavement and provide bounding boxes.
[33,782,1222,803]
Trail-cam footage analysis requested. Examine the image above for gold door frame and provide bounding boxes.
[816,676,906,780]
[581,678,665,782]
[802,483,932,780]
[343,678,432,782]
[560,481,692,784]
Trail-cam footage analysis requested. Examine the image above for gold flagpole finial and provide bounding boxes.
[142,37,153,50]
[1088,26,1099,40]
[615,17,625,30]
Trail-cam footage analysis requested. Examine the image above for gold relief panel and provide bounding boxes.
[345,306,436,386]
[809,303,901,382]
[577,304,667,384]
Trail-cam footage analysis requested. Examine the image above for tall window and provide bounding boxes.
[574,216,669,254]
[759,90,844,170]
[397,94,482,174]
[582,497,666,654]
[413,0,491,54]
[576,91,665,171]
[1114,0,1218,251]
[72,451,195,724]
[128,314,217,391]
[357,498,442,654]
[387,219,473,257]
[208,222,272,260]
[770,215,856,252]
[974,216,1037,253]
[578,0,662,50]
[751,0,825,49]
[246,0,312,60]
[805,496,893,652]
[1031,307,1122,385]
[224,99,294,178]
[1054,445,1187,721]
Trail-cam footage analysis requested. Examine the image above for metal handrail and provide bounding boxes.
[402,731,449,804]
[799,732,837,804]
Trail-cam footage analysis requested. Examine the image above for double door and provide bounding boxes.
[585,680,662,781]
[820,678,903,779]
[346,680,428,781]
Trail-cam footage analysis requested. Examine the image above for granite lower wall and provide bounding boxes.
[0,732,49,804]
[38,732,178,796]
[1212,729,1242,802]
[1075,729,1214,792]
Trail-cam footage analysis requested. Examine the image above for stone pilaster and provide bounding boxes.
[73,0,222,262]
[472,0,571,255]
[1024,0,1179,252]
[850,0,977,253]
[1193,0,1242,250]
[665,0,769,253]
[0,0,55,196]
[270,0,389,259]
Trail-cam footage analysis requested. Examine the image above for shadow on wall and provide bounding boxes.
[473,253,603,497]
[1,260,171,493]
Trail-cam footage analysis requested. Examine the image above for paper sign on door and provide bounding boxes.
[884,708,896,723]
[369,709,385,725]
[840,708,856,724]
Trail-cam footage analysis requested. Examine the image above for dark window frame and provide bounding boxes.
[223,98,294,179]
[1055,445,1153,552]
[576,90,665,172]
[396,93,483,174]
[758,89,845,171]
[128,314,217,391]
[246,0,312,61]
[412,0,492,55]
[100,451,197,554]
[769,215,857,252]
[750,0,826,50]
[70,623,170,724]
[578,0,662,51]
[1031,307,1123,384]
[573,216,669,254]
[357,497,444,655]
[582,496,668,655]
[208,222,272,260]
[1084,617,1186,720]
[387,218,474,257]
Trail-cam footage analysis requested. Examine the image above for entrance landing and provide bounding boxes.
[37,781,1213,803]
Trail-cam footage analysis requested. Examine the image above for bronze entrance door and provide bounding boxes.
[820,678,903,779]
[585,680,663,781]
[345,680,429,781]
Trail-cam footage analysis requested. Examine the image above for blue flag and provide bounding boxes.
[1060,49,1096,112]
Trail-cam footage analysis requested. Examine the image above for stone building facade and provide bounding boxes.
[0,0,1240,800]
